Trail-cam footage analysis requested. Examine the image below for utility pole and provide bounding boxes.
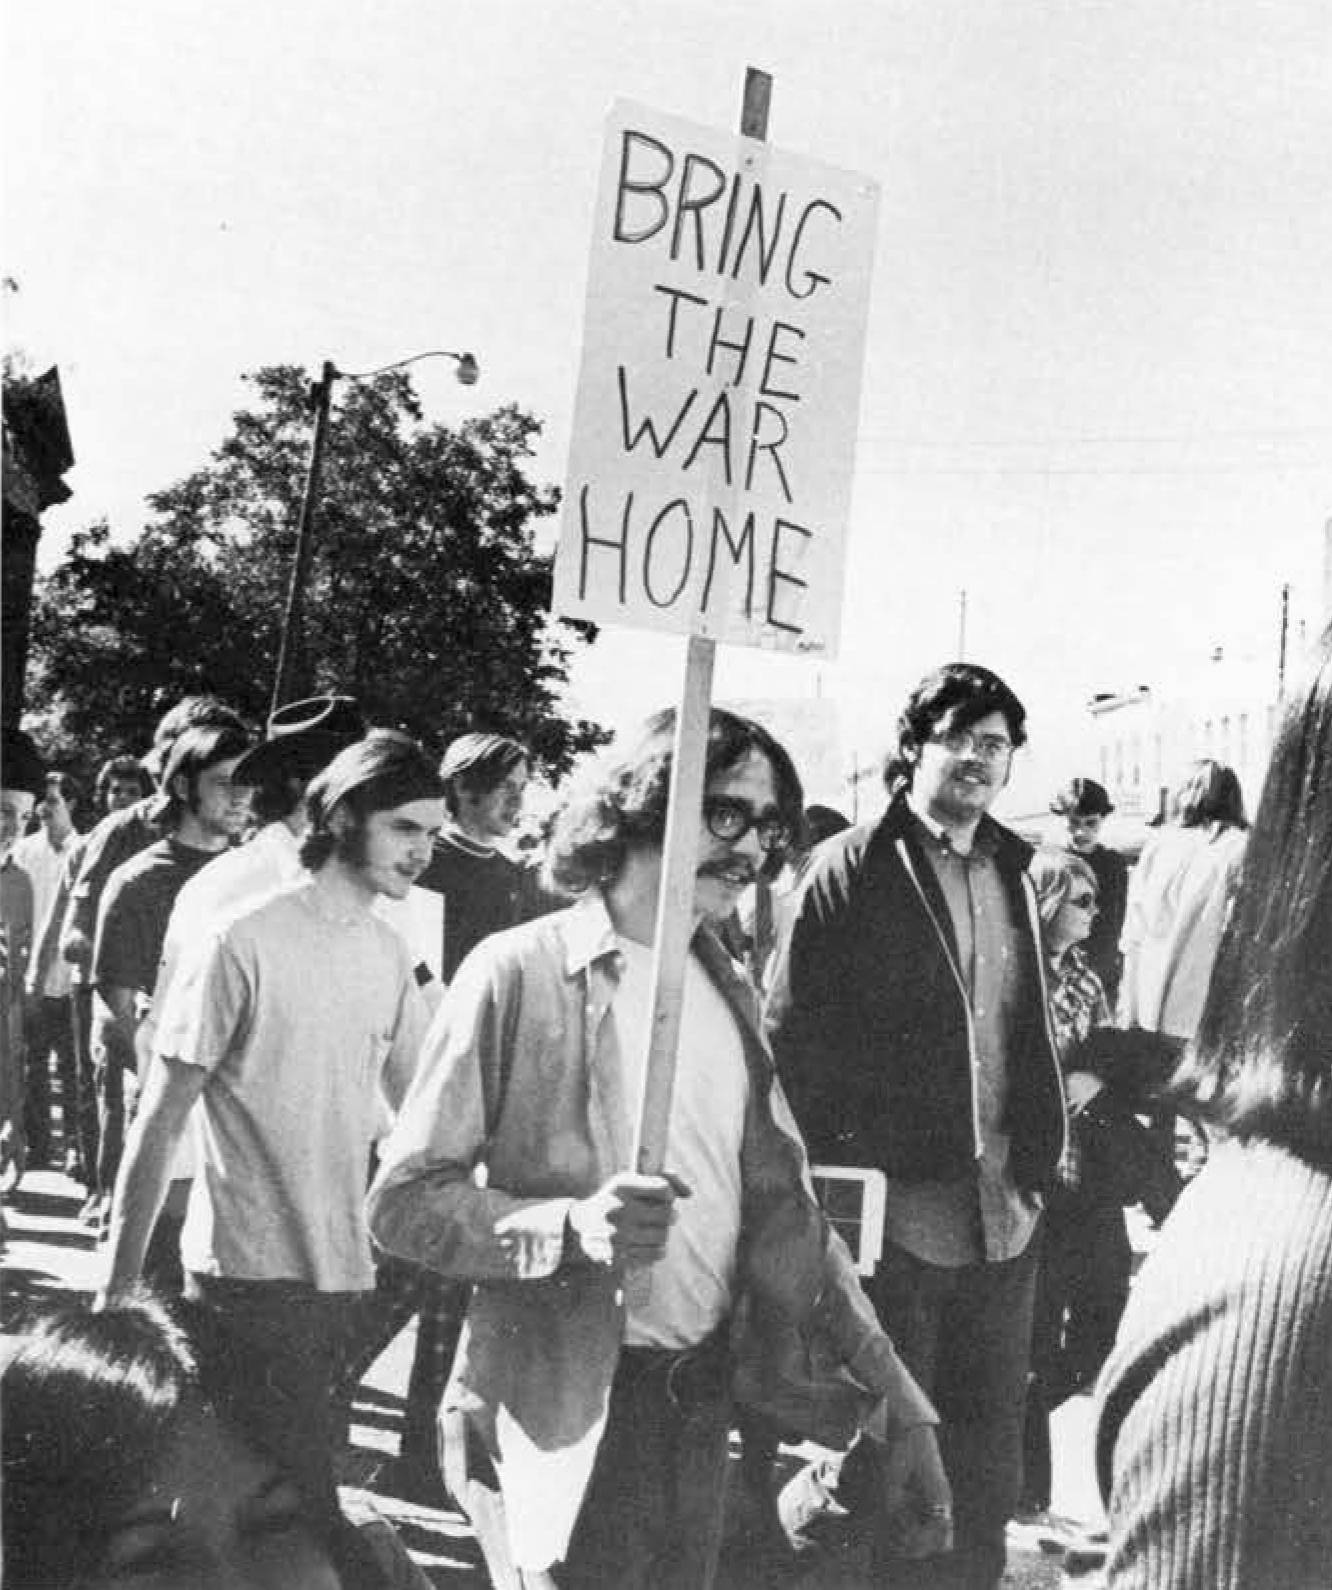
[267,346,480,715]
[271,361,337,715]
[1278,581,1291,701]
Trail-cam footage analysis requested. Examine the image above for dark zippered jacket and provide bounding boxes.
[765,791,1066,1193]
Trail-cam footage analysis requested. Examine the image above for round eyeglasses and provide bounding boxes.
[703,794,793,854]
[928,728,1015,762]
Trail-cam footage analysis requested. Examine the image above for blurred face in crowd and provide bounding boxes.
[911,709,1015,831]
[105,775,144,813]
[37,778,76,839]
[176,757,253,845]
[86,1403,340,1590]
[457,760,528,843]
[0,788,36,858]
[1064,812,1104,854]
[336,796,446,900]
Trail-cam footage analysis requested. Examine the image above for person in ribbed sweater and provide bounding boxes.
[1095,627,1332,1590]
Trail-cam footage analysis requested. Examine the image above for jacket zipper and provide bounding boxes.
[894,837,984,1159]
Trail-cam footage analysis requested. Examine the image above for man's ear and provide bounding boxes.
[328,802,354,840]
[167,772,188,806]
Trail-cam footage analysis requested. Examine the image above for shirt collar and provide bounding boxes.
[906,791,998,860]
[562,889,625,976]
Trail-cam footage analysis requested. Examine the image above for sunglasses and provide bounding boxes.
[702,795,793,854]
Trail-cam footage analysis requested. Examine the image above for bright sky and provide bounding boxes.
[7,0,1331,809]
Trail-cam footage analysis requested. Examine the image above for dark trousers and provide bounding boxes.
[863,1236,1040,1590]
[69,987,99,1188]
[184,1272,389,1589]
[23,994,79,1166]
[338,1256,466,1477]
[559,1336,733,1590]
[453,1331,733,1590]
[1023,1186,1131,1511]
[92,1027,133,1199]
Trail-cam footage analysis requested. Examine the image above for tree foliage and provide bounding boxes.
[28,365,608,780]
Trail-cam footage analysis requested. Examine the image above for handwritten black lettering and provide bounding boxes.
[766,517,812,633]
[785,199,841,299]
[701,505,757,616]
[617,366,698,458]
[642,498,694,607]
[614,131,674,245]
[758,320,805,403]
[672,152,727,270]
[744,401,793,502]
[577,483,631,603]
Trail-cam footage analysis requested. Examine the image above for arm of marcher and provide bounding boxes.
[98,1055,205,1304]
[367,956,577,1283]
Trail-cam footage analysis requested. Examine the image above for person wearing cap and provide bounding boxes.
[418,731,530,983]
[131,695,366,1287]
[90,721,254,1222]
[99,730,445,1587]
[1,728,45,1188]
[1049,777,1129,1005]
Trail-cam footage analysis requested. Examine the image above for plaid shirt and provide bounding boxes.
[1047,944,1110,1068]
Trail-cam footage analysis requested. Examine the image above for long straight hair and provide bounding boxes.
[1174,629,1332,1167]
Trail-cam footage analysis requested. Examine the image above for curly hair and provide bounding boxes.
[545,707,805,894]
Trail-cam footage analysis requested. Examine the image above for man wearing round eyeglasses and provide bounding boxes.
[767,663,1066,1590]
[368,706,949,1590]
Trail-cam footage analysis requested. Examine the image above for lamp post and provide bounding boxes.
[270,348,479,715]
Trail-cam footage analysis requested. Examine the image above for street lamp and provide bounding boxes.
[270,348,480,715]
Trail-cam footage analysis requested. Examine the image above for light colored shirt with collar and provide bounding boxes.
[883,794,1040,1266]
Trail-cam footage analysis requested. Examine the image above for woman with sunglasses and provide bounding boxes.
[1021,848,1179,1521]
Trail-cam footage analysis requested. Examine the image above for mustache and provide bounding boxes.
[697,857,758,884]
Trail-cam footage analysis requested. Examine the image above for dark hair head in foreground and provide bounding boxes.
[1175,629,1332,1167]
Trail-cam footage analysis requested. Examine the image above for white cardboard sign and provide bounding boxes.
[554,99,880,657]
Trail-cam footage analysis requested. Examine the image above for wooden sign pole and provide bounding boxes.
[630,67,773,1184]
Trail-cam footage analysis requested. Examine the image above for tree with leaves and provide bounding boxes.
[27,366,608,780]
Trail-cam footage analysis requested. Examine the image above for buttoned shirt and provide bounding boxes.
[882,802,1040,1266]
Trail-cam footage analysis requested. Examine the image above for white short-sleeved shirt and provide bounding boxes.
[156,877,427,1291]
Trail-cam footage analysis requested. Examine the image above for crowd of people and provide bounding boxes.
[2,637,1330,1589]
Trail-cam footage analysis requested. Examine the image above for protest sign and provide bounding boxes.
[554,97,880,657]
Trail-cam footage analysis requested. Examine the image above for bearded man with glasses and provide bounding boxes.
[767,662,1066,1590]
[368,706,949,1590]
